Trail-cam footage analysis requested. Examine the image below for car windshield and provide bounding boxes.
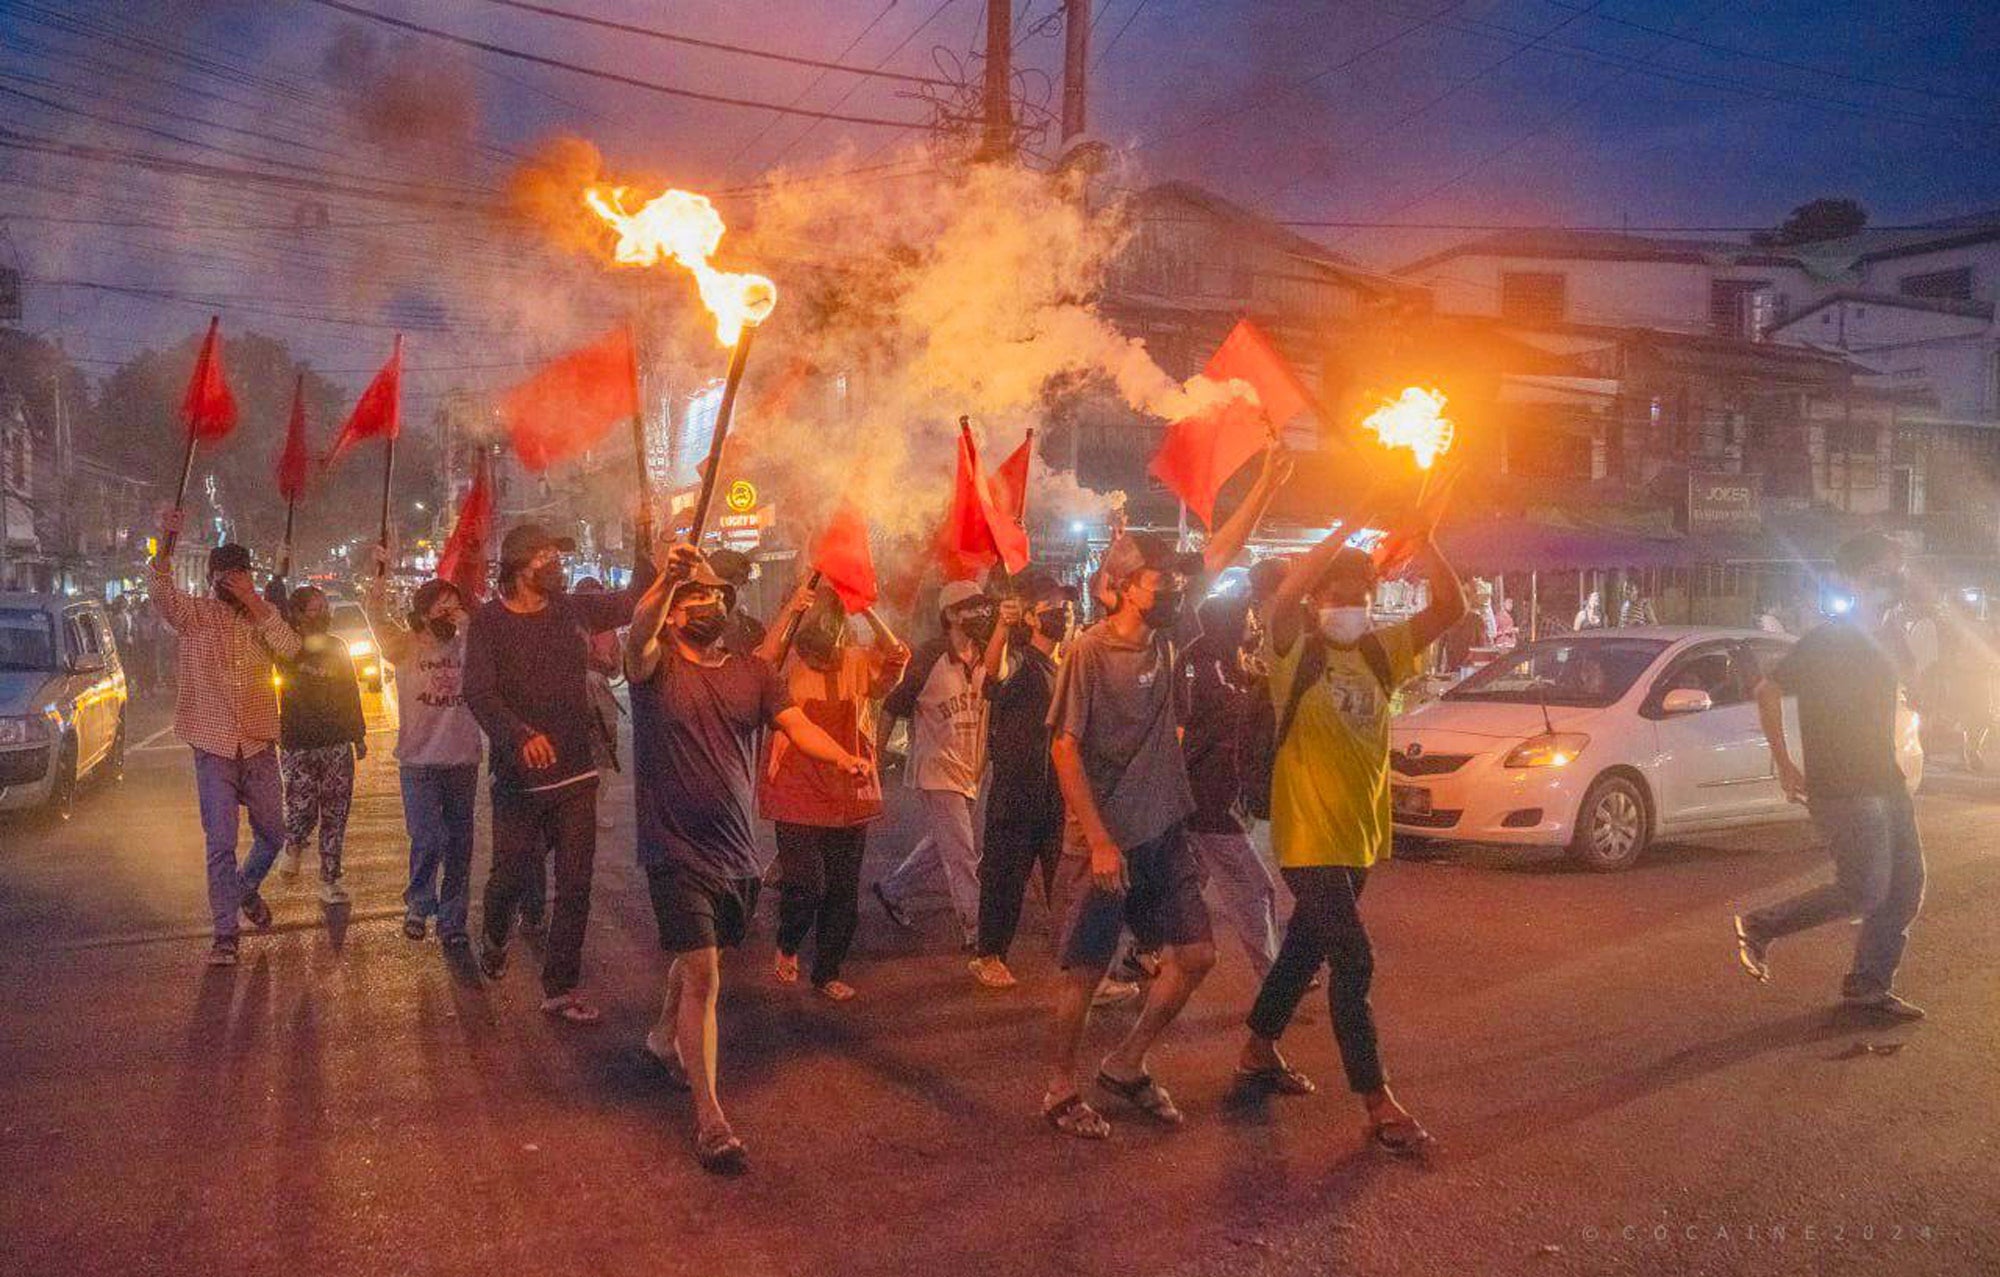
[0,608,58,671]
[1445,637,1669,708]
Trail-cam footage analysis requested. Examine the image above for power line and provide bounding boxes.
[736,1,911,172]
[468,0,954,87]
[287,0,935,129]
[764,0,965,169]
[1094,0,1151,69]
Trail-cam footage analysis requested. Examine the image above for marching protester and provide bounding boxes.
[575,576,627,832]
[707,548,768,659]
[1734,532,1928,1022]
[464,523,654,1023]
[626,545,870,1172]
[968,573,1070,990]
[273,585,367,905]
[873,579,995,949]
[760,577,910,1001]
[1042,532,1214,1139]
[149,508,301,967]
[361,561,483,948]
[1235,527,1465,1154]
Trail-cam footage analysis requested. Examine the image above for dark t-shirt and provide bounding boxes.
[984,643,1060,823]
[1180,635,1248,835]
[631,650,792,878]
[1046,622,1194,852]
[277,634,366,752]
[1772,620,1905,800]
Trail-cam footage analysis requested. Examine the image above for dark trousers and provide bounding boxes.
[774,822,867,985]
[1247,866,1386,1095]
[482,779,598,997]
[976,798,1062,960]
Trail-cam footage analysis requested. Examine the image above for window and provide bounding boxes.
[1899,267,1973,301]
[1710,279,1771,340]
[1500,271,1566,324]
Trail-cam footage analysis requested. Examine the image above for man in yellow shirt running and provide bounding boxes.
[1236,530,1465,1153]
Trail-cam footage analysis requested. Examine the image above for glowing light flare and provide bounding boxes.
[584,186,777,346]
[1360,387,1455,471]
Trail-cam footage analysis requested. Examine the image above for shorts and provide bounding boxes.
[1054,822,1212,970]
[645,863,762,954]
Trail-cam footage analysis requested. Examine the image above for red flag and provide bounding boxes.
[810,500,878,614]
[1372,456,1465,576]
[498,327,640,473]
[275,374,311,504]
[1148,318,1309,528]
[989,432,1031,525]
[325,336,402,467]
[436,451,494,604]
[180,316,239,441]
[938,425,1030,580]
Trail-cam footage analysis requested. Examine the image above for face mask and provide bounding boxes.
[1318,605,1371,646]
[680,606,727,648]
[1141,589,1182,630]
[1036,612,1070,642]
[426,617,457,642]
[532,561,567,596]
[959,611,996,645]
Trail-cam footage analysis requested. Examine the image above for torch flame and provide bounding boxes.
[585,186,777,346]
[1361,387,1454,470]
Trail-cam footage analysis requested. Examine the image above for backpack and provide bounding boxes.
[1236,631,1395,822]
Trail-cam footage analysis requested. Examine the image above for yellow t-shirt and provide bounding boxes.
[1266,622,1420,869]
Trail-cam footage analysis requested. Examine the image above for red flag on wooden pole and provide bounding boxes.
[181,316,239,442]
[499,327,642,473]
[990,429,1032,526]
[275,374,311,504]
[938,419,1031,580]
[325,337,403,467]
[436,451,494,603]
[1149,318,1308,528]
[811,499,878,614]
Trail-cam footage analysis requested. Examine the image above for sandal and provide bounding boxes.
[643,1029,691,1091]
[1095,1070,1185,1127]
[695,1124,748,1174]
[1367,1113,1433,1155]
[814,979,857,1003]
[1236,1063,1318,1096]
[539,993,602,1025]
[1043,1093,1111,1140]
[773,952,800,985]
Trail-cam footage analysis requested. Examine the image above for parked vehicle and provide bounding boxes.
[327,599,385,692]
[1389,627,1923,871]
[0,594,129,819]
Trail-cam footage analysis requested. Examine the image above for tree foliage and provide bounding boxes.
[1754,198,1869,247]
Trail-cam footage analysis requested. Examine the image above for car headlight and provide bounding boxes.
[1503,733,1590,768]
[348,638,375,658]
[0,715,52,746]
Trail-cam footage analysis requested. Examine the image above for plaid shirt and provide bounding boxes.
[150,561,301,758]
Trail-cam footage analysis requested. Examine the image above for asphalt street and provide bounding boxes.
[0,692,1994,1277]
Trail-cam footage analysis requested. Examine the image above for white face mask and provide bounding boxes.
[1318,605,1371,646]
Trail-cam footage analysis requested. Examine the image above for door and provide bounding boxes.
[61,609,109,772]
[1646,640,1778,826]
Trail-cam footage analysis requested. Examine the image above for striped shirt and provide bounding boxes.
[150,561,301,759]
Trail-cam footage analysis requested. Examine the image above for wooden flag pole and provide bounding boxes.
[376,434,397,580]
[278,499,296,579]
[687,326,758,544]
[163,433,199,557]
[626,320,654,551]
[771,568,827,668]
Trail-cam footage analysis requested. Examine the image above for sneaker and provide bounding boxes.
[403,915,428,941]
[276,849,302,881]
[207,937,239,967]
[240,891,272,930]
[1843,991,1926,1022]
[872,882,913,931]
[1733,915,1771,982]
[969,956,1018,990]
[319,880,351,907]
[1092,978,1142,1008]
[478,941,507,980]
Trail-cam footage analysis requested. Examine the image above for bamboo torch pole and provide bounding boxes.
[686,326,758,544]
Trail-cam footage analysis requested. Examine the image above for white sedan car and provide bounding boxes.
[1388,627,1923,871]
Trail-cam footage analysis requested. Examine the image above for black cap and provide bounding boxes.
[207,543,252,575]
[498,523,576,571]
[706,548,755,588]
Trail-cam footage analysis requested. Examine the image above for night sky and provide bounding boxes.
[3,0,1997,391]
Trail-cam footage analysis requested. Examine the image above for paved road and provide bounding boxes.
[0,694,1994,1277]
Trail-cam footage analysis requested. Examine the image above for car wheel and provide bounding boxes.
[45,736,79,823]
[1568,774,1649,872]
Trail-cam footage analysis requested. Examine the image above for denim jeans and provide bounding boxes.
[193,747,286,939]
[401,763,479,939]
[1744,789,1926,997]
[482,779,599,997]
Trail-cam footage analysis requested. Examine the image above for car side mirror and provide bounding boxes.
[1661,687,1712,716]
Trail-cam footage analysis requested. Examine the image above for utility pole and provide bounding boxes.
[978,0,1014,161]
[1061,0,1091,143]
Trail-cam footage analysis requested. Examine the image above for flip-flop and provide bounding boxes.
[814,980,857,1003]
[773,952,800,985]
[1367,1114,1433,1155]
[643,1029,691,1091]
[1236,1063,1318,1096]
[1095,1070,1185,1127]
[696,1125,748,1174]
[1043,1093,1111,1140]
[539,993,602,1025]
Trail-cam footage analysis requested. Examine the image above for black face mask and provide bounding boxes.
[426,617,457,642]
[1007,620,1034,647]
[960,611,997,645]
[532,562,568,597]
[680,606,727,648]
[1036,612,1069,642]
[1142,590,1183,630]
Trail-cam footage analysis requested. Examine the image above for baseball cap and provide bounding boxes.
[1099,532,1177,592]
[498,523,576,570]
[938,580,989,612]
[667,562,737,614]
[705,548,756,588]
